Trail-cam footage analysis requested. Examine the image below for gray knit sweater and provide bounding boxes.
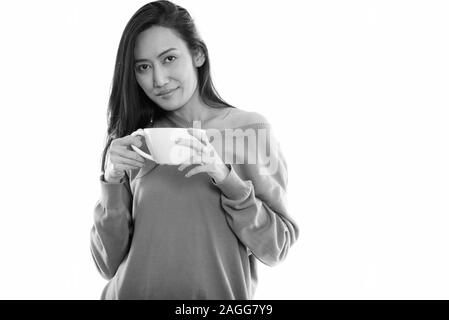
[90,107,299,299]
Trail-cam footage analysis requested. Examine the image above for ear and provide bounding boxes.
[193,47,206,67]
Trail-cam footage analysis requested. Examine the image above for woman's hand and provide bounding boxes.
[176,128,230,183]
[104,135,146,183]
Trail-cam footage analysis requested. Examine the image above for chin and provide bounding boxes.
[158,102,184,112]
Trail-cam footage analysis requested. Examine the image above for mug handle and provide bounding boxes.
[131,129,155,162]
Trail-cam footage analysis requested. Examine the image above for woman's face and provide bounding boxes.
[134,26,204,111]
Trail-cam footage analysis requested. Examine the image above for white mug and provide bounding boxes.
[131,128,206,165]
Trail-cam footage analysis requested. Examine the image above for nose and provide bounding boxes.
[152,65,169,88]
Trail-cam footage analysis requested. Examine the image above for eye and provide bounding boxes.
[164,55,177,63]
[136,64,151,72]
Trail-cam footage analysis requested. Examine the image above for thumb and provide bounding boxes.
[122,134,143,148]
[132,135,143,148]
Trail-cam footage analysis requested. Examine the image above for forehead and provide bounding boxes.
[134,26,188,59]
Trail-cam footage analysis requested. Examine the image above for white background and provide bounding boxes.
[0,0,448,299]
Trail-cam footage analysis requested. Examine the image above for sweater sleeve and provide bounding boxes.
[90,173,134,280]
[211,123,299,267]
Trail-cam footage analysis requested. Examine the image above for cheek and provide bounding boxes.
[176,59,196,80]
[178,64,197,89]
[136,75,153,93]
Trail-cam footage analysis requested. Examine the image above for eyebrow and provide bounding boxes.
[134,48,178,64]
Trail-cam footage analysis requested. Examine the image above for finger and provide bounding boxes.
[187,128,209,146]
[114,148,146,163]
[178,155,203,171]
[178,163,191,171]
[117,135,143,148]
[178,160,193,171]
[186,129,215,160]
[114,156,146,168]
[175,137,204,155]
[175,137,202,153]
[112,163,141,172]
[178,153,203,171]
[185,164,206,178]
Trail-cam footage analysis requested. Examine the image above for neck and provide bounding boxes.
[168,87,216,124]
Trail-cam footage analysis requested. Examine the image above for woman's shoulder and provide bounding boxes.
[225,107,270,128]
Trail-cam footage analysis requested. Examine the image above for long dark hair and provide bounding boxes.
[100,0,235,173]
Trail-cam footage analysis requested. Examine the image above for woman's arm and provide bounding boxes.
[90,173,133,280]
[211,123,299,267]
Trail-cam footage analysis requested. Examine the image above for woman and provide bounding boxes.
[90,0,299,299]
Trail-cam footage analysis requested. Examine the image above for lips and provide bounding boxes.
[156,87,178,96]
